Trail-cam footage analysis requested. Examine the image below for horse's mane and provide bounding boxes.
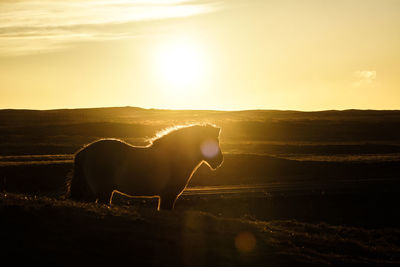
[148,123,220,146]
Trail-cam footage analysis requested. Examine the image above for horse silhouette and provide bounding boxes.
[67,124,223,210]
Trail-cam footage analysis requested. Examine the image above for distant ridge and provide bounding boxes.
[1,106,400,134]
[1,106,399,113]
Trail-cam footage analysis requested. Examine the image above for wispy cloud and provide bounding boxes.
[353,70,377,87]
[0,0,219,56]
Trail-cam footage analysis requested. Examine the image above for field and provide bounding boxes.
[1,107,400,266]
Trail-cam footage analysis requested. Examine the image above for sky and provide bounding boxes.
[1,0,400,111]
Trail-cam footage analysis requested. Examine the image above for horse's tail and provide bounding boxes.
[66,152,93,201]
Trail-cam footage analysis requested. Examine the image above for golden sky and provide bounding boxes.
[1,0,400,110]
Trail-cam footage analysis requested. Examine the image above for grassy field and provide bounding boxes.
[1,107,400,266]
[1,192,399,266]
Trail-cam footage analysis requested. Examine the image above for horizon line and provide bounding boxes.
[1,105,400,113]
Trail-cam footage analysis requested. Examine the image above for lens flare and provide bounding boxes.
[201,139,219,159]
[235,231,256,253]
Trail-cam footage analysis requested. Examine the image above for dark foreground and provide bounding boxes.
[1,108,400,266]
[1,193,399,267]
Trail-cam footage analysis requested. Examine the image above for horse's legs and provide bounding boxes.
[159,194,177,210]
[97,191,113,205]
[109,190,118,205]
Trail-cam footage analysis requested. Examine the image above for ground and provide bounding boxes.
[1,192,399,266]
[1,108,400,266]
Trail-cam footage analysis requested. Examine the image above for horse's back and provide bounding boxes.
[78,139,131,156]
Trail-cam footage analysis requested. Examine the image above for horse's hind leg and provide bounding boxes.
[159,194,178,210]
[96,191,113,205]
[109,190,118,205]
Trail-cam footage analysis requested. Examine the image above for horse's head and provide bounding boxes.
[150,124,223,170]
[200,125,223,170]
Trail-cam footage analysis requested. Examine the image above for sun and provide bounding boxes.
[156,40,206,92]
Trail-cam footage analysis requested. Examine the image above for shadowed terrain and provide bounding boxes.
[1,193,399,266]
[1,107,400,265]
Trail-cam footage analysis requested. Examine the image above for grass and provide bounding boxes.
[2,153,400,190]
[2,108,400,265]
[1,192,399,266]
[1,155,400,229]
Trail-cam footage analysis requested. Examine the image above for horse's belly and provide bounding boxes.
[116,167,168,197]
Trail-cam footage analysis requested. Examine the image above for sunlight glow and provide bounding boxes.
[156,40,206,93]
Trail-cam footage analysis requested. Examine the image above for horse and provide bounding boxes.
[67,124,223,210]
